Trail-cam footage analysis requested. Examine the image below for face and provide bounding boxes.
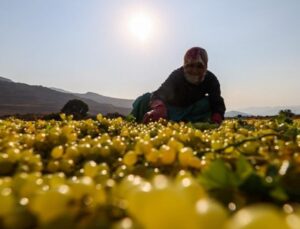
[184,62,206,78]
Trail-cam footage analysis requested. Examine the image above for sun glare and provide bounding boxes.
[128,11,154,43]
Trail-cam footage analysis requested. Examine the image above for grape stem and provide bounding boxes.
[196,133,279,155]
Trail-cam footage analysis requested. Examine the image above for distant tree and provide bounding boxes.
[279,109,295,117]
[61,99,89,119]
[277,109,295,124]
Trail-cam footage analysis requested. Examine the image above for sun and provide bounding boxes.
[128,11,154,43]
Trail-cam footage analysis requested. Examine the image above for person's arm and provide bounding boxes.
[150,70,178,103]
[142,99,167,123]
[207,75,226,123]
[143,70,179,123]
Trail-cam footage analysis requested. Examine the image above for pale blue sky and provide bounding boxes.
[0,0,299,109]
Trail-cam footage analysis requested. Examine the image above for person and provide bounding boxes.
[131,47,226,124]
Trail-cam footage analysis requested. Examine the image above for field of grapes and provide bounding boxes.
[0,113,300,229]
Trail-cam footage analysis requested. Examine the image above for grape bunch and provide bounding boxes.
[0,115,299,228]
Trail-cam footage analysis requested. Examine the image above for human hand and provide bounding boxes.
[143,100,167,124]
[211,113,223,124]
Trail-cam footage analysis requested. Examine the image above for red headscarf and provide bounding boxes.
[184,47,208,67]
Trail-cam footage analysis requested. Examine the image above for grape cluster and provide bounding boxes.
[0,115,299,228]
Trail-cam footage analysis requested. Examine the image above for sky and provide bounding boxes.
[0,0,299,110]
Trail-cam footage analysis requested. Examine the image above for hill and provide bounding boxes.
[74,92,133,109]
[50,87,134,109]
[0,76,14,83]
[238,106,300,116]
[0,80,131,116]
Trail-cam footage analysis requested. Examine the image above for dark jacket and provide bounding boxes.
[151,67,226,117]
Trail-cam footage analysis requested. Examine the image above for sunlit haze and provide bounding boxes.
[0,0,299,110]
[128,11,154,43]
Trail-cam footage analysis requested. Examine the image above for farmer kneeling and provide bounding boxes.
[131,47,226,124]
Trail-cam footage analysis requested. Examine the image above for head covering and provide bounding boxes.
[184,47,208,67]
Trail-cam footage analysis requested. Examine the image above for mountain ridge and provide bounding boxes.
[1,76,299,117]
[0,76,13,83]
[0,79,131,116]
[74,92,134,109]
[236,106,300,116]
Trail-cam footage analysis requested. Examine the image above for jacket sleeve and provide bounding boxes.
[150,71,178,104]
[207,76,226,118]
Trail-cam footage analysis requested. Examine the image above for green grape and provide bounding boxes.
[195,198,228,228]
[159,144,176,165]
[6,148,21,162]
[211,139,223,150]
[120,128,129,137]
[83,160,98,177]
[46,173,66,188]
[60,159,75,174]
[113,165,129,180]
[178,147,194,167]
[98,162,110,171]
[96,113,103,121]
[175,173,207,203]
[11,172,28,195]
[128,179,199,229]
[167,137,184,151]
[94,170,110,185]
[30,187,71,223]
[0,188,16,216]
[51,145,64,159]
[115,175,150,200]
[35,132,46,142]
[188,156,202,169]
[18,173,44,198]
[123,151,138,167]
[112,217,139,229]
[100,133,110,143]
[93,184,106,205]
[145,148,159,163]
[100,145,111,157]
[286,211,300,229]
[47,160,60,173]
[64,145,80,160]
[112,138,126,154]
[69,176,95,200]
[21,134,35,147]
[225,204,290,229]
[91,142,102,155]
[135,140,153,155]
[48,129,61,145]
[242,142,260,154]
[60,113,66,120]
[77,143,92,156]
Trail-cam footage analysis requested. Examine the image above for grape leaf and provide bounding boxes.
[198,159,238,190]
[236,155,253,184]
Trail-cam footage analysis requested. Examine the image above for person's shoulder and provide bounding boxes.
[167,67,184,81]
[170,67,184,76]
[205,70,217,78]
[205,70,219,82]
